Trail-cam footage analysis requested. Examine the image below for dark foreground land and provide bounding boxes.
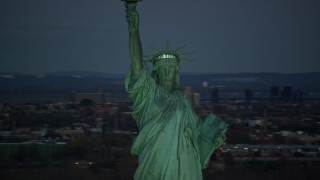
[1,158,319,180]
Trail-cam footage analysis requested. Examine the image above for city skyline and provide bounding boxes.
[0,0,319,74]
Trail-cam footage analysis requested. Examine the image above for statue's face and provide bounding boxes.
[157,63,177,82]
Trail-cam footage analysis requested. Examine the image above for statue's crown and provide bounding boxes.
[154,52,178,60]
[151,51,180,65]
[144,43,192,65]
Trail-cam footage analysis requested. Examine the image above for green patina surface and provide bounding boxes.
[123,1,228,179]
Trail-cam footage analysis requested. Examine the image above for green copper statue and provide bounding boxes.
[123,1,228,179]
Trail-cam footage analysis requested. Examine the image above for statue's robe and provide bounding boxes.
[125,65,227,180]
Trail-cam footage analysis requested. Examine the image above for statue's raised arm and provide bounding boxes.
[124,1,143,78]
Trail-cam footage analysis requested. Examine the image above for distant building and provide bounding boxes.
[245,89,253,103]
[202,81,208,88]
[70,88,111,104]
[183,86,201,106]
[211,88,219,104]
[281,86,292,102]
[270,86,279,98]
[193,93,200,106]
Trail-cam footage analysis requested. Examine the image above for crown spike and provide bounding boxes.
[174,44,187,52]
[143,55,154,58]
[165,41,170,51]
[179,52,195,56]
[180,59,195,62]
[149,45,160,53]
[147,43,193,64]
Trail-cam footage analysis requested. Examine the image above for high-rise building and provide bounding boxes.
[211,88,219,103]
[281,86,292,102]
[193,93,200,106]
[245,89,253,103]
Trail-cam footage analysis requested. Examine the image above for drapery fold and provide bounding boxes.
[125,64,227,180]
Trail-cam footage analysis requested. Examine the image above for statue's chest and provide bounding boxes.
[150,92,187,117]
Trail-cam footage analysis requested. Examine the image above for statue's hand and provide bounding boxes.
[126,8,139,31]
[125,2,137,11]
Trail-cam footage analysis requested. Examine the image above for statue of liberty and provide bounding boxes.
[123,1,228,179]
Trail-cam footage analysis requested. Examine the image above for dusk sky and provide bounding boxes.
[0,0,319,74]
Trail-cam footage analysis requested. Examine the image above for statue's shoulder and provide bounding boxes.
[175,90,191,103]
